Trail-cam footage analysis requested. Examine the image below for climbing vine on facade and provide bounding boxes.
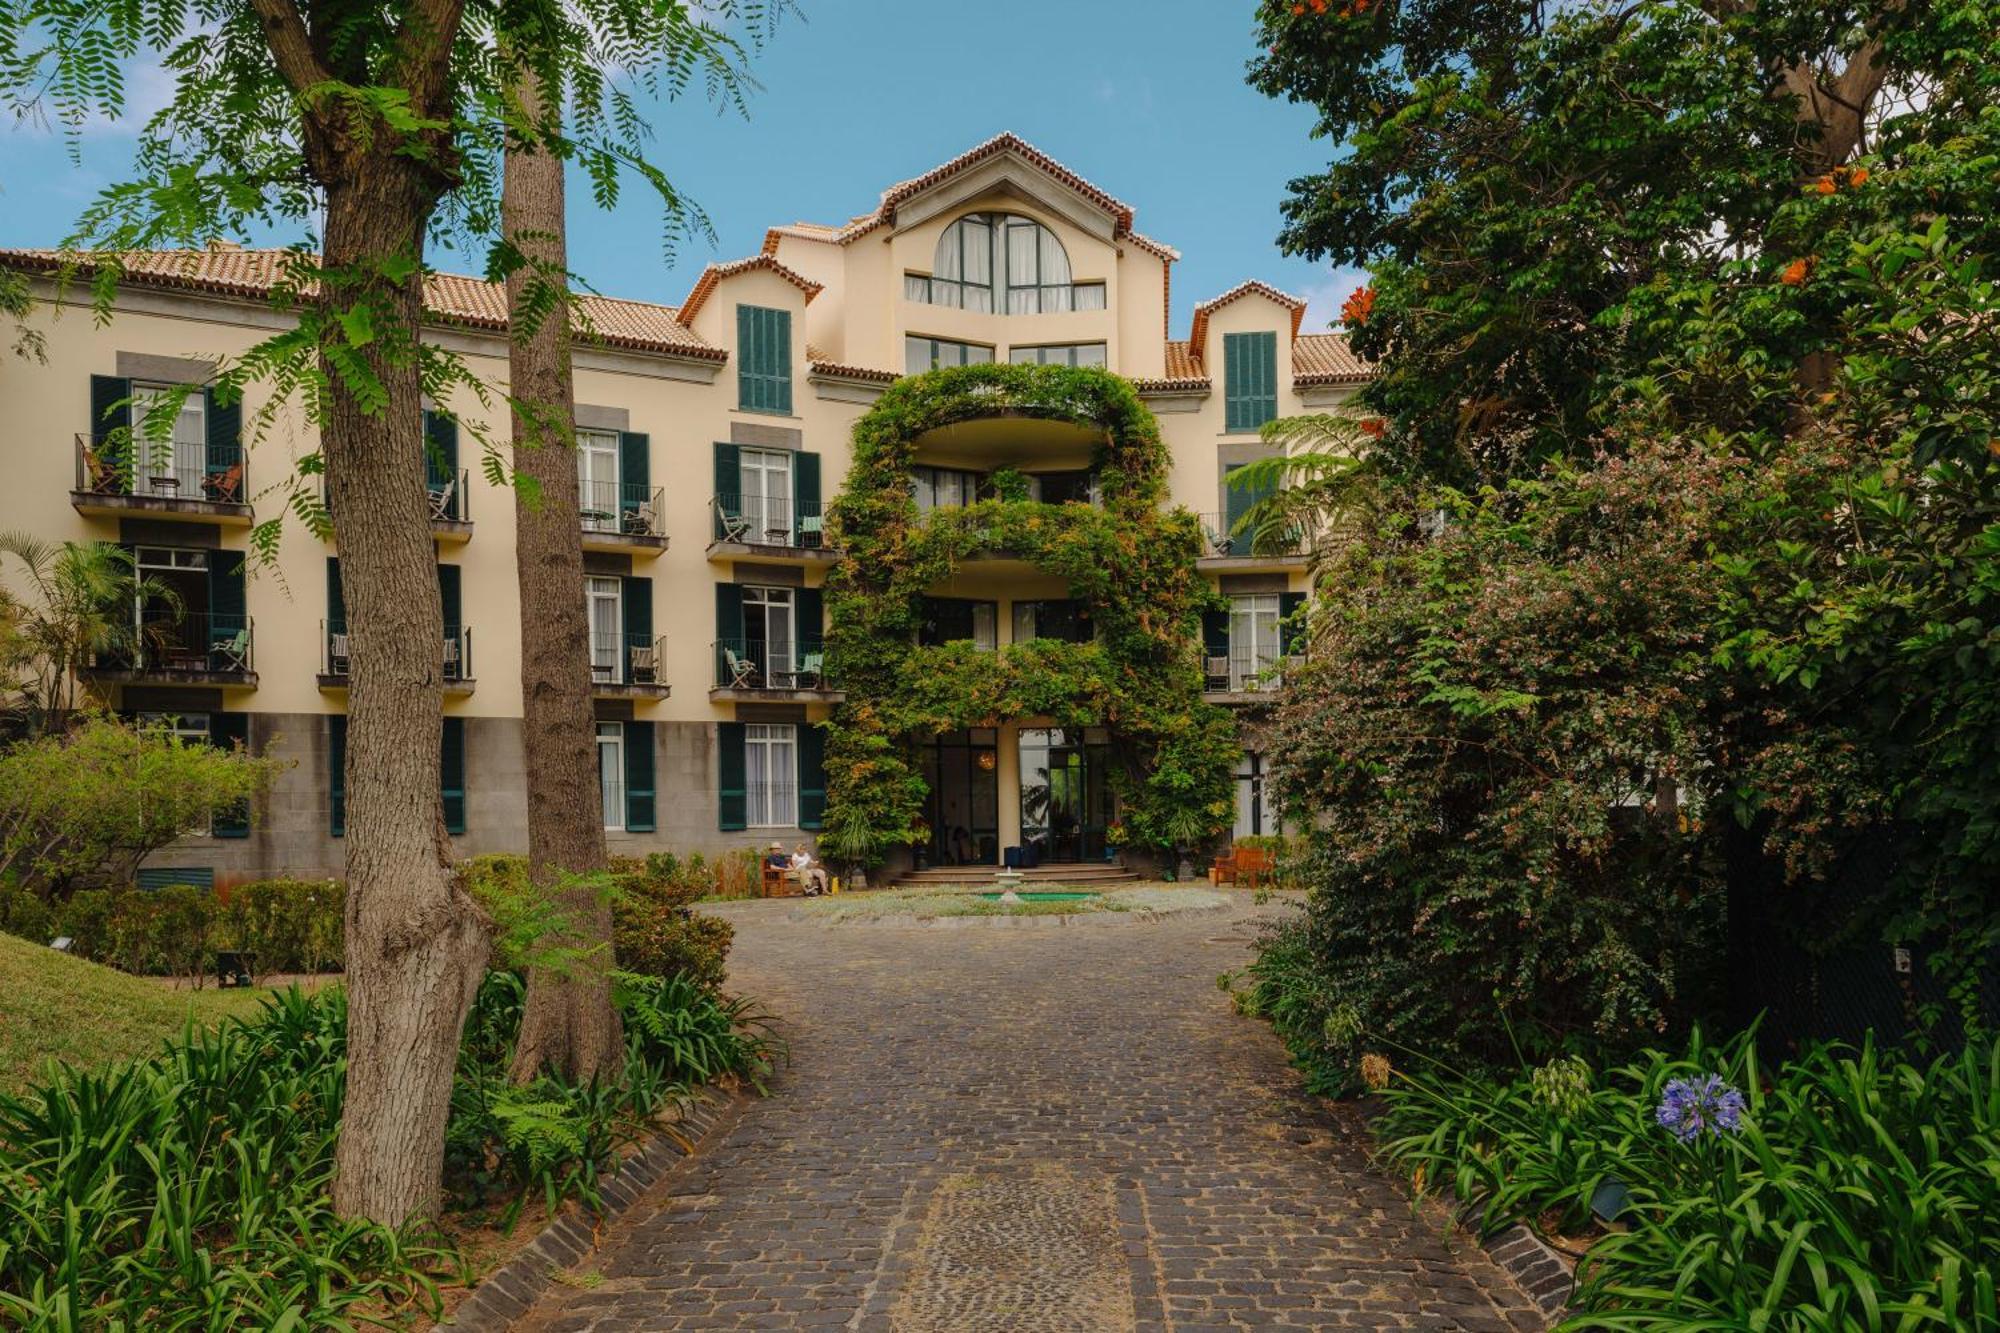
[822,363,1237,862]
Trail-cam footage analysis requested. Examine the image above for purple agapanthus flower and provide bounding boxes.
[1655,1074,1747,1143]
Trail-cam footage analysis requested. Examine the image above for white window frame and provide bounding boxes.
[586,576,624,684]
[745,722,798,828]
[905,336,996,375]
[740,447,794,545]
[577,429,621,532]
[597,721,625,831]
[743,584,795,680]
[137,710,214,835]
[1229,593,1283,691]
[1007,343,1107,368]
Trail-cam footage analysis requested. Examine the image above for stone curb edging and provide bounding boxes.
[442,1087,741,1331]
[1483,1221,1576,1320]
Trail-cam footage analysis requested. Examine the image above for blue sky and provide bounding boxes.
[0,0,1365,336]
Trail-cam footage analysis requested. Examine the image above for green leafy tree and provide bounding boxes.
[1,0,773,1226]
[0,534,181,729]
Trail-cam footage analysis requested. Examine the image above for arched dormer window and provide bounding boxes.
[908,212,1107,314]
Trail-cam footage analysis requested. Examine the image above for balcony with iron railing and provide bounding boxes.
[81,609,257,686]
[591,631,670,698]
[710,637,838,701]
[1195,512,1308,571]
[1201,647,1304,703]
[320,469,471,541]
[71,434,253,525]
[579,480,668,556]
[902,273,1108,314]
[706,495,834,563]
[320,620,475,694]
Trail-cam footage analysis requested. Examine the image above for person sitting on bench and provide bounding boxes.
[791,843,830,896]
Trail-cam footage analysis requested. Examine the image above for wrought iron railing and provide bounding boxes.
[712,637,828,690]
[74,433,248,505]
[428,467,469,523]
[710,494,828,549]
[87,609,254,675]
[323,621,473,682]
[591,632,667,687]
[579,480,664,538]
[1197,513,1305,559]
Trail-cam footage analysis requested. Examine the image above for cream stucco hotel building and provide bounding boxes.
[0,134,1367,887]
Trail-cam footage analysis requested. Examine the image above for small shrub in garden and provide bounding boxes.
[221,878,344,973]
[1373,1030,2000,1328]
[609,855,733,990]
[0,881,52,943]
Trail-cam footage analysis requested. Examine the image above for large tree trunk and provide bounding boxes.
[503,68,623,1085]
[319,168,492,1229]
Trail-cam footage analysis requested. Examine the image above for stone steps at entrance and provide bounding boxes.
[893,863,1142,887]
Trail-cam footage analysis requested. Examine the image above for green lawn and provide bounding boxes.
[0,931,280,1093]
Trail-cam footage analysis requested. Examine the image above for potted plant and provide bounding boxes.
[1159,807,1210,885]
[818,804,886,891]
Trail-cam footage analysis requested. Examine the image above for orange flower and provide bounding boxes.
[1847,167,1870,187]
[1780,257,1813,286]
[1815,175,1837,195]
[1340,285,1377,326]
[1360,417,1387,438]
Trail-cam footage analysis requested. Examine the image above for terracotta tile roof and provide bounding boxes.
[808,358,898,384]
[1188,280,1308,350]
[1125,231,1180,261]
[0,246,723,359]
[676,254,823,325]
[1292,332,1372,385]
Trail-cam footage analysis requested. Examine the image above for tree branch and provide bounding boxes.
[392,0,470,118]
[247,0,333,96]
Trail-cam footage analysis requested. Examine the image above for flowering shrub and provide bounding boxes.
[1653,1072,1745,1142]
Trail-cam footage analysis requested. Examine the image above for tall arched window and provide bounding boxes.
[913,212,1106,313]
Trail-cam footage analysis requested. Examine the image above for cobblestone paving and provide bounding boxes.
[514,898,1545,1332]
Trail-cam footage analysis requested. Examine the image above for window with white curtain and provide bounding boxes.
[743,584,795,679]
[745,723,797,827]
[740,448,793,543]
[586,576,623,683]
[576,430,620,531]
[911,465,981,514]
[1008,343,1107,368]
[597,722,625,830]
[1229,594,1283,690]
[905,336,995,375]
[129,384,207,497]
[917,213,1097,314]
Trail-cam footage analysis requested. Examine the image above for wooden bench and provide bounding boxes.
[761,864,803,898]
[1210,845,1273,889]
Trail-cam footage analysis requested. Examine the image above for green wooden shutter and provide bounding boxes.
[1201,609,1230,659]
[423,410,459,501]
[1224,331,1277,433]
[326,557,345,632]
[207,556,247,656]
[1280,591,1307,656]
[1224,464,1276,537]
[737,306,792,414]
[437,563,462,632]
[211,712,251,838]
[90,375,130,447]
[204,387,241,478]
[625,720,656,832]
[622,576,653,664]
[619,430,650,521]
[328,714,347,837]
[795,586,823,652]
[441,716,466,835]
[713,443,741,537]
[797,723,825,831]
[715,582,743,684]
[793,450,821,542]
[717,721,747,831]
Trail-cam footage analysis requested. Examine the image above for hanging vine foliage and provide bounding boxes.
[822,362,1238,860]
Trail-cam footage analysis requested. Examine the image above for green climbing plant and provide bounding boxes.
[822,362,1238,863]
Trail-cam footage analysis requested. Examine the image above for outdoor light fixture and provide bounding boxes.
[977,751,996,771]
[1590,1177,1632,1226]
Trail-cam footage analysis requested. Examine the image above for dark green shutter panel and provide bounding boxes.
[437,563,462,631]
[793,450,821,534]
[713,443,741,537]
[1201,609,1230,658]
[619,431,650,521]
[797,723,826,831]
[90,374,130,447]
[211,712,251,837]
[441,716,466,835]
[1224,465,1275,537]
[737,306,792,414]
[204,387,242,479]
[328,714,347,837]
[622,575,653,647]
[795,586,823,650]
[715,582,743,683]
[207,557,247,658]
[1280,592,1307,656]
[326,557,346,631]
[625,720,656,832]
[1224,332,1277,432]
[423,410,459,493]
[717,721,747,831]
[138,866,214,892]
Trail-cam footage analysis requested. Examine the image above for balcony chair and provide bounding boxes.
[202,461,244,503]
[623,502,658,537]
[442,634,463,680]
[82,444,127,494]
[798,514,824,548]
[1203,654,1231,692]
[716,508,751,543]
[794,651,825,689]
[628,641,658,685]
[428,478,457,521]
[1205,523,1235,557]
[328,632,351,675]
[211,628,250,673]
[724,648,759,688]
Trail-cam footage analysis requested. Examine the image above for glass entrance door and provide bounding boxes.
[1018,727,1113,863]
[918,729,999,865]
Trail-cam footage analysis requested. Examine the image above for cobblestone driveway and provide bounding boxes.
[515,897,1544,1332]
